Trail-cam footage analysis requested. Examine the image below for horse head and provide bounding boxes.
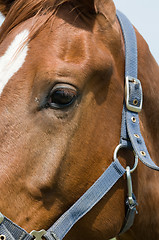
[0,1,159,240]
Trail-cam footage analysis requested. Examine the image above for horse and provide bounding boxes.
[0,0,159,240]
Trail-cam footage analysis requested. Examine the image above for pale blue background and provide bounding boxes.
[114,0,159,64]
[0,12,4,25]
[0,1,159,63]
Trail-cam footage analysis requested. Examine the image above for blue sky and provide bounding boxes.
[114,0,159,64]
[0,12,4,24]
[0,1,158,64]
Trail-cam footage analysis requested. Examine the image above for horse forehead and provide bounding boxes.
[32,22,112,79]
[0,29,29,96]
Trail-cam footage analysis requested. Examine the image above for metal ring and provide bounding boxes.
[113,144,138,173]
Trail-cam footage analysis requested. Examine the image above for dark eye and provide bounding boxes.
[47,84,78,109]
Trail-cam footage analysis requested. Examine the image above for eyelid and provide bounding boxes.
[51,83,77,92]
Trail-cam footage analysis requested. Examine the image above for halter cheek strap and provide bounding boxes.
[0,214,32,240]
[0,10,158,240]
[116,10,159,171]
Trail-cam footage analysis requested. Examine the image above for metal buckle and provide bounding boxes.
[30,230,46,240]
[0,213,4,224]
[125,76,143,112]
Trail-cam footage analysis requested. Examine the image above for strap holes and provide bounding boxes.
[133,99,138,106]
[134,134,140,138]
[140,151,146,157]
[131,117,136,123]
[130,78,137,84]
[0,235,6,240]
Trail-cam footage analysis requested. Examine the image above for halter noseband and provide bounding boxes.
[0,10,158,240]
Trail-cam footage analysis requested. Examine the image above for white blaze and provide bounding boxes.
[0,29,29,96]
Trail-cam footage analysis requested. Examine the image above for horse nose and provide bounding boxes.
[26,172,58,202]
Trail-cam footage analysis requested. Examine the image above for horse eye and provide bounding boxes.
[47,84,77,109]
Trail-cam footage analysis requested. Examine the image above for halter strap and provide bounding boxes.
[0,10,158,240]
[116,10,159,171]
[44,161,125,240]
[0,214,32,240]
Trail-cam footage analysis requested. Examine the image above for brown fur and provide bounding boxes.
[0,0,15,15]
[0,1,159,240]
[0,0,116,44]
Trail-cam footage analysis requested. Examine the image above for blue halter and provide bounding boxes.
[0,10,158,240]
